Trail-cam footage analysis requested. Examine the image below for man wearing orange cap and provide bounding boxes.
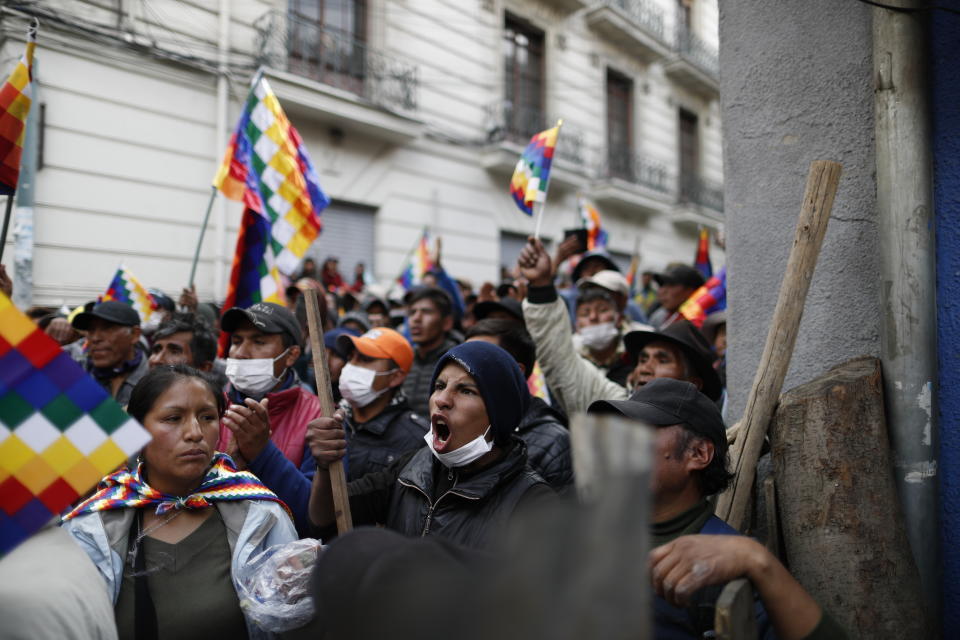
[246,328,426,534]
[334,327,429,480]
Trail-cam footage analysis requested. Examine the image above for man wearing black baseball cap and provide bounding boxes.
[71,301,149,406]
[589,379,838,639]
[218,302,323,488]
[649,264,706,330]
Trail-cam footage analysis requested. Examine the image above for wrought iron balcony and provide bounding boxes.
[600,145,671,194]
[483,101,585,167]
[607,0,665,40]
[679,173,724,212]
[254,9,418,113]
[675,25,719,78]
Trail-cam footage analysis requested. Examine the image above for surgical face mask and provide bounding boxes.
[338,363,397,408]
[225,349,288,398]
[578,322,619,351]
[424,425,493,468]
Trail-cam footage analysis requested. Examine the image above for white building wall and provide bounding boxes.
[0,0,724,308]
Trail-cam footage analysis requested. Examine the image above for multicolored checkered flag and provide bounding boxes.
[0,21,36,195]
[0,291,151,554]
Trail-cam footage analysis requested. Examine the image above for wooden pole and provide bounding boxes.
[0,194,14,262]
[714,160,841,528]
[303,288,353,534]
[188,186,218,288]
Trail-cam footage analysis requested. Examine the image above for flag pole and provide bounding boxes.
[533,118,563,241]
[0,194,13,262]
[188,186,218,288]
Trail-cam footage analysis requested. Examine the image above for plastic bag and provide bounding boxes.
[237,538,323,633]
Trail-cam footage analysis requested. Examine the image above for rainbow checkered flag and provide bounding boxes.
[510,123,561,216]
[397,229,434,292]
[101,264,157,323]
[0,291,151,554]
[0,21,36,195]
[214,73,330,310]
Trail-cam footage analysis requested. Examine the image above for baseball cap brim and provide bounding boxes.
[71,302,140,330]
[587,397,682,426]
[337,334,412,372]
[473,300,523,322]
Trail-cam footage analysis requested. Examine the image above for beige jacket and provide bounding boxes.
[522,295,628,416]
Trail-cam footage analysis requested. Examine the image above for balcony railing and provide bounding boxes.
[607,0,665,40]
[679,174,724,212]
[254,9,418,113]
[675,25,719,78]
[601,145,671,194]
[483,101,586,167]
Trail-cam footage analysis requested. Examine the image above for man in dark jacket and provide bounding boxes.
[335,327,429,479]
[589,379,843,640]
[308,342,555,550]
[401,287,459,416]
[71,301,149,406]
[464,319,572,491]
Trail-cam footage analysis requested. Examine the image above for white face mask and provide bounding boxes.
[225,349,288,398]
[578,321,619,351]
[338,363,397,408]
[424,425,493,468]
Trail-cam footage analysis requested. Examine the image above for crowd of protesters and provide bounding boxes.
[0,233,845,639]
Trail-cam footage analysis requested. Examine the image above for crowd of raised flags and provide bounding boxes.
[0,25,725,555]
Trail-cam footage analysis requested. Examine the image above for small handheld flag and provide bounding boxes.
[679,266,726,328]
[0,290,152,554]
[579,196,608,250]
[397,229,435,292]
[0,21,36,196]
[101,265,157,324]
[510,121,562,237]
[694,227,712,279]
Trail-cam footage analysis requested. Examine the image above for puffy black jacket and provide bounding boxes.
[344,399,429,481]
[344,438,552,549]
[517,396,573,491]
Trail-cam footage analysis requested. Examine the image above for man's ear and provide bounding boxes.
[389,370,408,389]
[442,314,454,333]
[129,325,142,346]
[517,362,528,377]
[199,361,214,372]
[685,438,715,473]
[687,375,704,391]
[284,345,302,368]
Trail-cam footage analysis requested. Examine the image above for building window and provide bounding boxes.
[678,108,700,201]
[503,15,545,141]
[288,0,367,94]
[606,69,634,181]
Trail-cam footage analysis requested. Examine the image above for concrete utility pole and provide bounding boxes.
[873,0,939,618]
[12,57,38,310]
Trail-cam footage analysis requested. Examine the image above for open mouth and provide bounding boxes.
[432,415,452,452]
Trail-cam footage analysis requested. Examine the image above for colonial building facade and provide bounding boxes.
[0,0,723,306]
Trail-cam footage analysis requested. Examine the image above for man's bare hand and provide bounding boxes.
[649,535,764,607]
[222,397,272,463]
[45,317,77,345]
[179,284,198,312]
[431,236,443,268]
[517,236,553,288]
[306,411,347,469]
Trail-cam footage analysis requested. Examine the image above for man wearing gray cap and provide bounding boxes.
[589,379,841,640]
[648,264,706,330]
[218,302,322,472]
[71,300,148,406]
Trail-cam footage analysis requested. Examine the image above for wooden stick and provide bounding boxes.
[714,160,842,528]
[303,288,353,534]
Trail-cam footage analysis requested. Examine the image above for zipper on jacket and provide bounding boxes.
[399,472,482,537]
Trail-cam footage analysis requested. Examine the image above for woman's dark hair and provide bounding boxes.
[127,364,226,423]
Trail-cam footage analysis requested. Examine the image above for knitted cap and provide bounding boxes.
[430,341,529,445]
